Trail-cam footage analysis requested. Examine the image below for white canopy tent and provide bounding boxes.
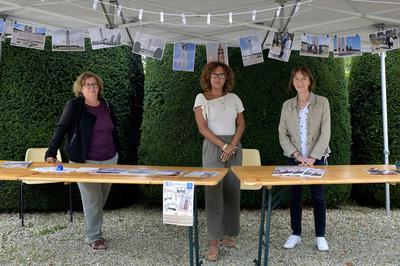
[0,0,398,214]
[0,0,399,50]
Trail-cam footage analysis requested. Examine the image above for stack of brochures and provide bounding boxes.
[184,171,218,178]
[95,168,125,174]
[273,166,326,178]
[94,168,157,175]
[123,169,157,175]
[1,161,32,168]
[93,168,182,176]
[76,167,99,173]
[31,167,76,173]
[366,168,399,175]
[151,170,183,176]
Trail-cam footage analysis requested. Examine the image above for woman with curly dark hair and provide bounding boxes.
[193,61,245,261]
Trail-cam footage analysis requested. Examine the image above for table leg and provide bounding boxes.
[263,189,272,266]
[255,186,266,266]
[69,183,73,222]
[188,189,201,266]
[193,189,201,265]
[188,223,194,266]
[20,182,24,226]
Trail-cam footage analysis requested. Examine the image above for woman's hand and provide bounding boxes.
[224,143,237,155]
[46,157,59,163]
[297,157,316,166]
[220,143,237,162]
[220,151,231,162]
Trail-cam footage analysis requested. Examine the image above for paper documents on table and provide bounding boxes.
[31,167,76,173]
[151,170,183,176]
[91,168,157,175]
[1,161,32,168]
[301,168,326,178]
[95,168,125,174]
[163,181,194,226]
[76,167,99,173]
[366,168,399,175]
[272,166,306,176]
[273,166,326,178]
[184,171,218,178]
[122,169,158,175]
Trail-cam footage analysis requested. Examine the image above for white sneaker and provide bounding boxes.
[316,237,329,251]
[283,235,301,249]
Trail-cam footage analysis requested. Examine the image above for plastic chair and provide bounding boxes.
[241,148,262,190]
[20,148,73,226]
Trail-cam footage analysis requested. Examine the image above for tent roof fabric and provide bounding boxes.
[1,0,400,51]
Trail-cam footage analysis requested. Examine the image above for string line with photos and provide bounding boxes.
[0,8,398,71]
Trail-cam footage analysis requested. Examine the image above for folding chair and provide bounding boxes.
[241,148,262,190]
[20,148,73,226]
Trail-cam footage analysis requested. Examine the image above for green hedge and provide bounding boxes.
[349,51,400,207]
[139,44,352,208]
[0,38,144,211]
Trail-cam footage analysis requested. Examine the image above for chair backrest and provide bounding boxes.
[242,149,261,166]
[25,148,61,162]
[241,149,262,190]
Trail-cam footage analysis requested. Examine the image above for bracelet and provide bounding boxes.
[222,143,228,151]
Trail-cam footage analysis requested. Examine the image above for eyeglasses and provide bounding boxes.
[293,77,309,82]
[211,72,226,79]
[84,83,98,88]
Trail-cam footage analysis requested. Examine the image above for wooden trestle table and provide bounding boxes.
[231,164,400,266]
[0,162,228,266]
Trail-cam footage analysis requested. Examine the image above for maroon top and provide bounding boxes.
[85,102,116,161]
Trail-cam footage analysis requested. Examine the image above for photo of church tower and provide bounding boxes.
[217,43,225,63]
[206,42,229,65]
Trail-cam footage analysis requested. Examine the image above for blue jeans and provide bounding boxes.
[288,157,327,237]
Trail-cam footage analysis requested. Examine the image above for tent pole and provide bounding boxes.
[0,34,2,65]
[380,51,391,216]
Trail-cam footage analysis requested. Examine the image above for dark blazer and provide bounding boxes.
[45,96,119,163]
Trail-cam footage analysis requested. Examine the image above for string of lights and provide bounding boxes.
[67,0,312,28]
[88,0,311,25]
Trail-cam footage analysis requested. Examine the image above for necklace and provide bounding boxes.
[206,91,226,109]
[297,95,309,109]
[298,101,309,109]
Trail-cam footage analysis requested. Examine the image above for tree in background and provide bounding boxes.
[349,52,400,207]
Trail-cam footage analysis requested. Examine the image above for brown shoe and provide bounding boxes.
[206,245,219,261]
[88,239,107,251]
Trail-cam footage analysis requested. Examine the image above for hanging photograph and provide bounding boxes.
[369,28,399,53]
[206,42,229,65]
[333,35,362,58]
[268,31,294,62]
[0,18,5,36]
[239,33,264,66]
[11,22,46,50]
[132,32,166,60]
[172,42,196,72]
[52,29,85,52]
[89,27,122,50]
[300,34,330,58]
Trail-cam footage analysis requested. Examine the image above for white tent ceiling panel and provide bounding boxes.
[0,0,399,52]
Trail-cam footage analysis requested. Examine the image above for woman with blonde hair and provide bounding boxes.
[46,71,119,251]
